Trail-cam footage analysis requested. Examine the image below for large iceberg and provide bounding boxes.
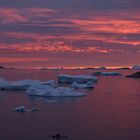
[92,71,121,76]
[0,78,12,89]
[70,82,94,89]
[0,78,57,90]
[58,74,97,83]
[26,84,86,97]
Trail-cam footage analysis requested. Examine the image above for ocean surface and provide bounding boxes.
[0,68,140,140]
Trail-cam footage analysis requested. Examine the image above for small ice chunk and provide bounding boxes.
[13,106,26,112]
[13,106,38,112]
[70,81,94,89]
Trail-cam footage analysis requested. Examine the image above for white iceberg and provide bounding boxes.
[0,78,12,89]
[11,79,43,90]
[92,71,121,76]
[42,80,58,88]
[0,79,43,90]
[132,65,140,70]
[70,82,94,89]
[26,84,86,97]
[58,74,97,83]
[0,78,58,90]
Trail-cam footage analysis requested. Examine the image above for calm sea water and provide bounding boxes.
[0,69,140,140]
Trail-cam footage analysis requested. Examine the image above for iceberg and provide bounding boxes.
[0,78,12,89]
[11,79,43,90]
[58,74,97,83]
[0,78,58,90]
[132,65,140,70]
[26,84,86,97]
[92,71,121,76]
[70,81,94,89]
[42,80,58,88]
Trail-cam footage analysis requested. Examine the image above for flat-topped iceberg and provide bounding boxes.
[11,79,43,90]
[0,78,12,88]
[42,80,57,88]
[92,71,121,76]
[26,84,86,97]
[58,74,97,83]
[0,78,57,90]
[70,82,94,89]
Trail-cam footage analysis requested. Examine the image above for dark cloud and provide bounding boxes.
[0,0,139,10]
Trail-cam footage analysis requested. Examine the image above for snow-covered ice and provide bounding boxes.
[42,80,58,88]
[0,78,57,90]
[92,71,121,76]
[0,78,12,88]
[132,65,140,70]
[58,74,97,83]
[70,81,94,89]
[26,84,86,97]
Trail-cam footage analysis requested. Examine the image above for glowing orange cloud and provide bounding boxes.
[69,18,140,34]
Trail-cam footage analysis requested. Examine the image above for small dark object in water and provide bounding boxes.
[52,133,68,139]
[1,88,5,90]
[30,108,38,112]
[0,66,6,69]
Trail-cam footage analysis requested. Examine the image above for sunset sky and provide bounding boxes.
[0,0,140,68]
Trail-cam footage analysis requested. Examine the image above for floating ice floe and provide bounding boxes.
[42,80,58,88]
[70,81,94,89]
[26,84,86,97]
[11,79,43,90]
[0,78,12,89]
[12,106,38,112]
[92,71,121,76]
[0,78,57,90]
[58,74,97,83]
[132,65,140,70]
